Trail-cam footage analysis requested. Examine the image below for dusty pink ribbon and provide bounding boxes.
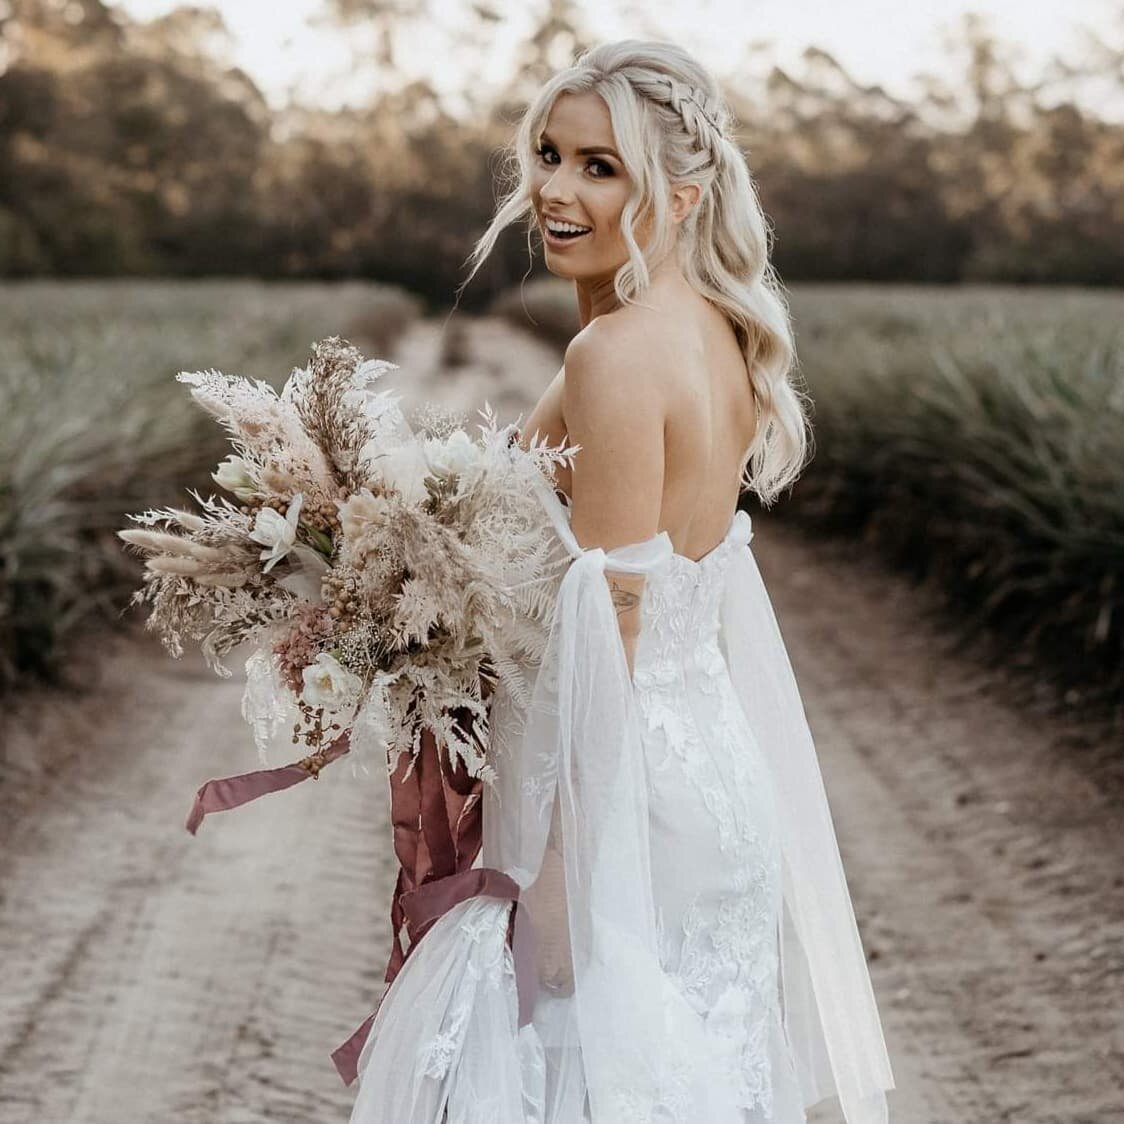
[330,864,539,1087]
[184,728,353,834]
[182,691,521,1088]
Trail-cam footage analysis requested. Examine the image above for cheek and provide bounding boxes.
[596,190,633,239]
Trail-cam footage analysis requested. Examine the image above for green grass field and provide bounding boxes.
[784,285,1123,719]
[0,280,420,692]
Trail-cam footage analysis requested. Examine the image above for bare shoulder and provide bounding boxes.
[559,307,673,557]
[562,306,680,428]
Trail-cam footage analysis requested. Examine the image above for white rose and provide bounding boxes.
[301,652,363,711]
[248,492,303,573]
[212,455,257,501]
[424,430,481,481]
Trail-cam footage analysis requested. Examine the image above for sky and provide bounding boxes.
[114,0,1122,117]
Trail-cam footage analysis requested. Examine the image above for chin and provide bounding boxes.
[544,259,579,280]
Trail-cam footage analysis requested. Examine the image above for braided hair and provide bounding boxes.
[647,73,727,141]
[461,39,810,507]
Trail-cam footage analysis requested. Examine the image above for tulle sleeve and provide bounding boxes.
[483,475,756,1122]
[718,533,896,1122]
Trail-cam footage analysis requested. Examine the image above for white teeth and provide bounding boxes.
[546,219,591,234]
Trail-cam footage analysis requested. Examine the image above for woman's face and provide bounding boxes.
[531,91,649,282]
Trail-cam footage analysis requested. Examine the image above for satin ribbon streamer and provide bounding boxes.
[183,696,513,1087]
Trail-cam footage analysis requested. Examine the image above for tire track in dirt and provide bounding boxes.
[0,646,396,1124]
[761,524,1124,1124]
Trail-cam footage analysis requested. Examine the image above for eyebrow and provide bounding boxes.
[539,132,620,159]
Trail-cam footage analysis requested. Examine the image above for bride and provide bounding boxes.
[345,39,895,1123]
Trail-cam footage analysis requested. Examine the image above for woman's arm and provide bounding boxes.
[561,320,666,679]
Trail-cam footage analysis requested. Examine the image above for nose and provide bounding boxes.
[540,163,576,207]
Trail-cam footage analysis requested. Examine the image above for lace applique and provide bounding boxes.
[656,882,779,1117]
[638,549,781,1118]
[609,1051,694,1123]
[416,901,514,1080]
[633,549,763,857]
[418,1024,462,1080]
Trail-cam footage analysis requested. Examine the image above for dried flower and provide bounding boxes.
[212,455,258,501]
[336,487,391,544]
[249,493,304,573]
[424,429,481,482]
[301,651,364,711]
[376,444,429,505]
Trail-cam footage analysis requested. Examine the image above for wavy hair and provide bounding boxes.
[459,39,811,506]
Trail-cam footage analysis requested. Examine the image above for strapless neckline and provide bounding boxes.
[552,488,738,569]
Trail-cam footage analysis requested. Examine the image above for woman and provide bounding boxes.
[346,39,895,1123]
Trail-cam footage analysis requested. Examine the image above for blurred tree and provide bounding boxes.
[0,0,269,274]
[0,1,1119,287]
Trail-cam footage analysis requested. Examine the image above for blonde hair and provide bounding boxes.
[460,38,811,506]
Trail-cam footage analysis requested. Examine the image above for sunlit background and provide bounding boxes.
[114,0,1123,119]
[1,3,1122,1122]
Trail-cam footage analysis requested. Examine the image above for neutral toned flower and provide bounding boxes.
[376,443,429,505]
[259,464,300,494]
[424,429,481,481]
[336,487,391,543]
[249,493,303,573]
[212,455,258,501]
[275,543,330,602]
[300,651,363,711]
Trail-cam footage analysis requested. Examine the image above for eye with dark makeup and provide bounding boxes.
[535,142,613,178]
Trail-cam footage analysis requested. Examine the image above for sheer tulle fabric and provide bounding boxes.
[719,540,895,1122]
[347,476,893,1123]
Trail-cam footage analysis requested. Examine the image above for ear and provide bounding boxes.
[670,182,702,225]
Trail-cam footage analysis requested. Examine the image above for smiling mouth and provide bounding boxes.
[543,224,592,246]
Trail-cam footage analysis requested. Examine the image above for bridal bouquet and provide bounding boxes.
[118,336,576,794]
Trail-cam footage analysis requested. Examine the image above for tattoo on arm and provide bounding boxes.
[609,579,641,616]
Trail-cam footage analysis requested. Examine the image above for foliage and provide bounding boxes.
[0,279,420,694]
[0,2,1120,294]
[789,286,1123,723]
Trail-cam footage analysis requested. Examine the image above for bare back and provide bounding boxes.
[524,287,757,562]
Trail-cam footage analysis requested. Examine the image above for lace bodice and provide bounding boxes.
[632,532,737,689]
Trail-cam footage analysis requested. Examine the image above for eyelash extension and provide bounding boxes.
[536,144,612,177]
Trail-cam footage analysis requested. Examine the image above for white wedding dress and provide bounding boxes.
[346,478,894,1124]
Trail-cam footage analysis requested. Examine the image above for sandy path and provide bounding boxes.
[0,314,1120,1123]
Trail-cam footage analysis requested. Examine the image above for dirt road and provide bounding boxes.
[1,316,1120,1123]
